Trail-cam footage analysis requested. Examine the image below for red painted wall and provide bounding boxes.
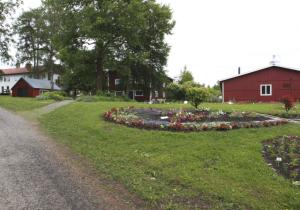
[222,66,300,102]
[12,79,40,97]
[108,71,151,101]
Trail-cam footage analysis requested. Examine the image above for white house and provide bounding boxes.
[0,65,60,95]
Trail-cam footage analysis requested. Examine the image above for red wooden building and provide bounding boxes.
[12,78,61,97]
[219,65,300,103]
[107,71,172,102]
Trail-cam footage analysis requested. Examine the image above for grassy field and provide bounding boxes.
[40,101,300,209]
[0,96,54,111]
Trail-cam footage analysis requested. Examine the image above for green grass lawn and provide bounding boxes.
[0,96,54,111]
[40,101,300,209]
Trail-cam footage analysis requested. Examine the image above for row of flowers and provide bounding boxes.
[103,107,288,132]
[161,109,260,123]
[263,136,300,181]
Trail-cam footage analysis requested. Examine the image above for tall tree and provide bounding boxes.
[51,0,174,92]
[14,8,46,69]
[179,65,194,84]
[14,1,63,88]
[0,0,21,62]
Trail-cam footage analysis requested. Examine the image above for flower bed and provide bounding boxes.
[263,136,300,182]
[103,107,288,132]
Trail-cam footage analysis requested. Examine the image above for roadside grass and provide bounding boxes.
[0,96,54,111]
[40,101,300,209]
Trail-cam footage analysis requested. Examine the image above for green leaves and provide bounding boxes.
[0,0,22,62]
[186,87,210,109]
[49,0,174,91]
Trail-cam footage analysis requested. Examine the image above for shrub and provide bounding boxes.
[281,95,295,113]
[166,83,186,101]
[36,91,65,101]
[186,87,209,109]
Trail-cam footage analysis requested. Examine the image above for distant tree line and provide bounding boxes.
[0,0,175,94]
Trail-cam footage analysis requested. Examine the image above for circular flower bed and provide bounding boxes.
[103,107,288,132]
[263,136,300,183]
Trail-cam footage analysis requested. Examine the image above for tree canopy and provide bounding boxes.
[179,65,194,84]
[46,0,175,92]
[0,0,21,62]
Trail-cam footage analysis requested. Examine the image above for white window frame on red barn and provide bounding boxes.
[135,90,144,97]
[260,84,272,96]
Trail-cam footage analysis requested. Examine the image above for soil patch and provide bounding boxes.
[263,136,300,181]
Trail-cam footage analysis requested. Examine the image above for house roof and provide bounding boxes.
[219,65,300,82]
[0,67,30,75]
[13,77,61,90]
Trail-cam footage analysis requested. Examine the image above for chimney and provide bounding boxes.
[25,63,32,71]
[16,62,20,69]
[238,67,241,75]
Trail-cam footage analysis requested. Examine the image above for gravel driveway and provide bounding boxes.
[0,107,136,210]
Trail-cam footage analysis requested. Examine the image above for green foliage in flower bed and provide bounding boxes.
[263,136,300,181]
[103,107,288,132]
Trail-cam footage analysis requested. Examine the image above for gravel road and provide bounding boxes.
[0,107,137,210]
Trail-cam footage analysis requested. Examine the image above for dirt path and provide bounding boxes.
[0,107,140,210]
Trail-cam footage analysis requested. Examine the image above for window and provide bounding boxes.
[260,84,272,96]
[135,90,144,96]
[115,79,121,85]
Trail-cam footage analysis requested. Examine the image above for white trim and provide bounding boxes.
[115,91,124,96]
[222,82,225,103]
[260,84,272,96]
[135,90,144,96]
[115,78,121,85]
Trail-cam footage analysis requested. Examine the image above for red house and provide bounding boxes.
[107,71,172,102]
[219,65,300,103]
[12,78,61,97]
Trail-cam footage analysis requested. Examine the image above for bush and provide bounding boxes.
[166,83,186,101]
[36,91,65,101]
[282,95,295,113]
[186,87,209,109]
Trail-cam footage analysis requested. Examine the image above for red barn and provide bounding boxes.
[107,71,172,102]
[12,78,61,97]
[219,65,300,103]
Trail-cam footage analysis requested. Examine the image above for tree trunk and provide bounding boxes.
[95,55,104,92]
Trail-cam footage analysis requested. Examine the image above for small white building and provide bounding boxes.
[0,65,60,95]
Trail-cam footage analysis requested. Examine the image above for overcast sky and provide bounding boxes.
[4,0,300,85]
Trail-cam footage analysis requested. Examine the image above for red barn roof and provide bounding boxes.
[219,65,300,82]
